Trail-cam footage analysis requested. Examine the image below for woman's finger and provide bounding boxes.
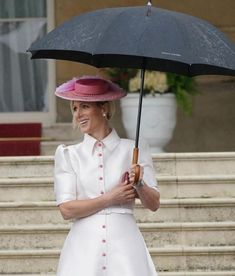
[122,183,135,190]
[125,190,135,196]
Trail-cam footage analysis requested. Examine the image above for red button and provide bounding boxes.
[99,165,103,168]
[102,253,106,257]
[98,143,102,147]
[99,177,103,181]
[102,225,106,228]
[102,239,106,243]
[100,191,104,195]
[102,266,106,270]
[98,153,102,157]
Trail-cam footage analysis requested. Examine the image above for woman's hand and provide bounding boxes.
[59,179,136,220]
[129,164,144,185]
[105,180,136,205]
[128,164,160,211]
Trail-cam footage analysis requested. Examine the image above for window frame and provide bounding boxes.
[0,0,56,127]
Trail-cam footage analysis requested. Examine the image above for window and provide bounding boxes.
[0,0,55,125]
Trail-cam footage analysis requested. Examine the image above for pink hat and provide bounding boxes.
[55,76,126,102]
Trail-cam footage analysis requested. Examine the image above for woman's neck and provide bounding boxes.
[89,126,112,141]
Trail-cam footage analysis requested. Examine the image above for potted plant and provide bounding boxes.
[104,68,198,152]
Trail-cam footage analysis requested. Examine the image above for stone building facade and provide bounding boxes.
[55,0,235,152]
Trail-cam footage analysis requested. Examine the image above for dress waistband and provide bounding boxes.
[97,206,133,215]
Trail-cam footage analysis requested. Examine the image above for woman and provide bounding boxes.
[54,76,160,276]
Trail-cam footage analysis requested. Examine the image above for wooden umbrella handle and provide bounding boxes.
[132,147,140,183]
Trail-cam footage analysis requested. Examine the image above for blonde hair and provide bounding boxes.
[70,101,115,130]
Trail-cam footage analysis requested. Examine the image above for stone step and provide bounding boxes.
[0,246,234,273]
[0,156,54,178]
[141,221,235,248]
[1,221,234,250]
[41,140,235,178]
[158,273,235,276]
[0,201,64,225]
[41,141,75,156]
[152,246,235,272]
[0,198,234,225]
[158,175,235,199]
[0,177,53,202]
[1,175,235,202]
[152,152,235,176]
[1,152,235,178]
[134,198,235,223]
[2,272,235,276]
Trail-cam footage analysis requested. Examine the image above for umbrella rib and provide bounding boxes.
[92,7,133,63]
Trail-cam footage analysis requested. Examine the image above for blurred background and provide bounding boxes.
[0,0,235,153]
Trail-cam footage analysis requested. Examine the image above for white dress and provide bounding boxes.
[54,129,159,276]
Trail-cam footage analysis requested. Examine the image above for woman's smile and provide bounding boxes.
[79,118,89,127]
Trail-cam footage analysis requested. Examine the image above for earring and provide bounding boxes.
[102,113,106,117]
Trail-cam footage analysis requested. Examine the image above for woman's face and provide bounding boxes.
[72,101,108,137]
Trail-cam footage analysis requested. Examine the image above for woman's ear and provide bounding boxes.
[100,102,108,114]
[98,102,111,120]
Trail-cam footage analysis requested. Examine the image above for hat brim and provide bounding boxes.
[55,89,127,101]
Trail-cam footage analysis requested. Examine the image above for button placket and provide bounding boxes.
[97,142,105,195]
[101,215,108,273]
[96,142,107,274]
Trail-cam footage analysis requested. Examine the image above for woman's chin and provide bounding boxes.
[79,125,90,134]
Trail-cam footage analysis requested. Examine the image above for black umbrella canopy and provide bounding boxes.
[28,3,235,176]
[28,5,235,77]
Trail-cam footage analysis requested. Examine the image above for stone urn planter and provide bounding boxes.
[120,93,177,153]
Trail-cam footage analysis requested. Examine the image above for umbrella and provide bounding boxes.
[28,1,235,180]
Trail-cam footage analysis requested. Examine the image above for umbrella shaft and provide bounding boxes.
[135,68,145,149]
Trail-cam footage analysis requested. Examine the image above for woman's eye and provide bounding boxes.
[73,107,77,112]
[82,104,90,109]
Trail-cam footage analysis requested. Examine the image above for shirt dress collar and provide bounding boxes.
[83,129,120,155]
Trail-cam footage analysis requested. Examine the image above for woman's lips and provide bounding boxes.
[79,119,89,126]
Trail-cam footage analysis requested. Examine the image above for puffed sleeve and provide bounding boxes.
[54,145,77,206]
[139,142,160,193]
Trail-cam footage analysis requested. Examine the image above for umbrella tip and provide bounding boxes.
[146,0,152,16]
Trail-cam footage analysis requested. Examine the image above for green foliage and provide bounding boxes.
[166,73,198,115]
